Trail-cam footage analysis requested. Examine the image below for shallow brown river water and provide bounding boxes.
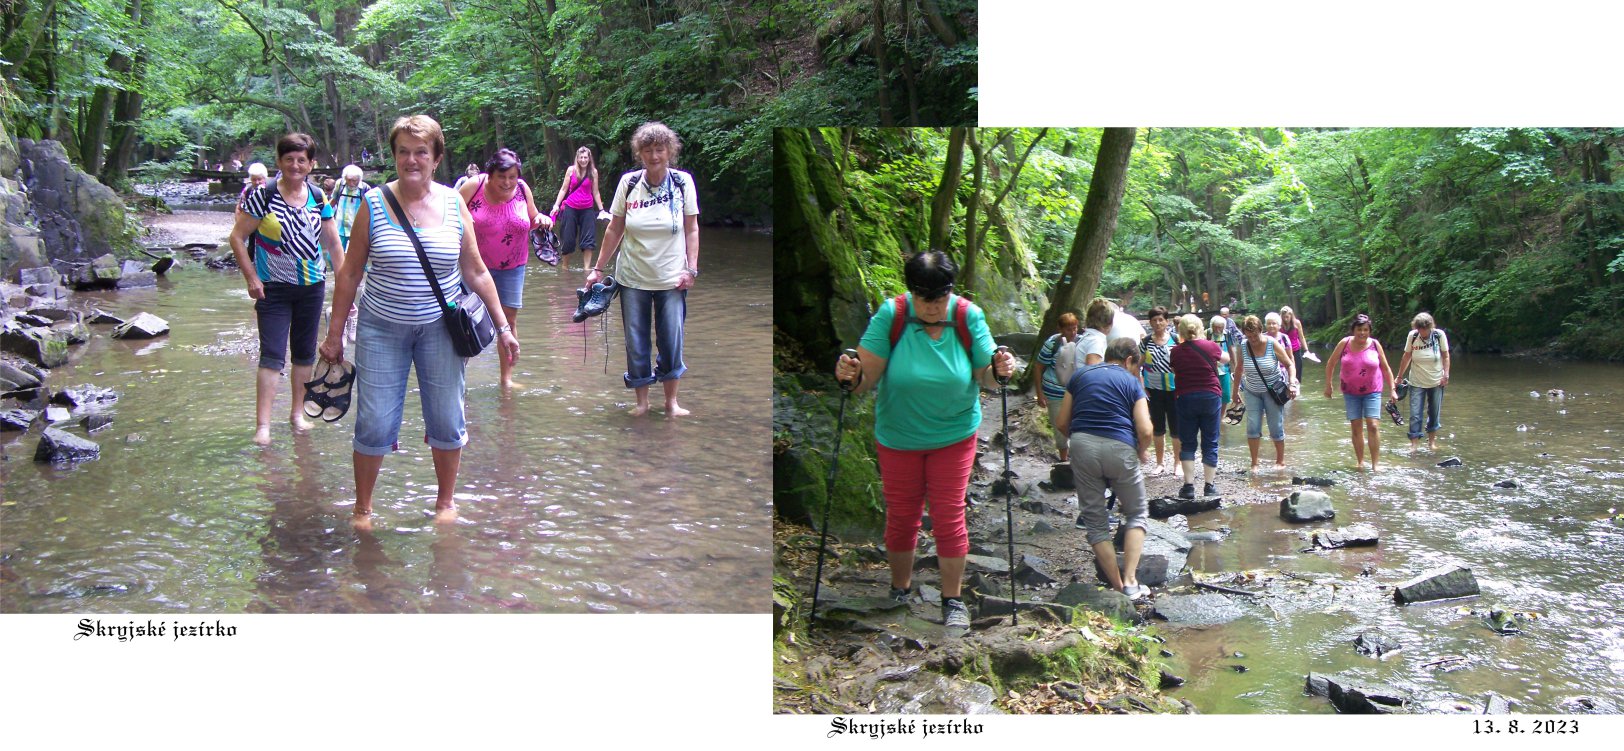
[1,214,771,614]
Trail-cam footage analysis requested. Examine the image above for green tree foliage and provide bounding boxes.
[4,0,977,218]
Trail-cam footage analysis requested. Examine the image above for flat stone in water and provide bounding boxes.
[1311,523,1380,549]
[1151,593,1245,626]
[1281,490,1336,523]
[33,427,100,464]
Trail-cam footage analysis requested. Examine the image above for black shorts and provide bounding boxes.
[557,205,598,255]
[255,280,324,371]
[1146,387,1178,437]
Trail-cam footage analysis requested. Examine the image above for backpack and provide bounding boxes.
[1408,329,1442,351]
[1053,337,1082,387]
[887,294,973,366]
[621,169,686,206]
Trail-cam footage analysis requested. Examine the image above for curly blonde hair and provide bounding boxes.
[630,122,682,166]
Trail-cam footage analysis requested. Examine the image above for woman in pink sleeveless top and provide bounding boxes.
[551,146,604,272]
[459,148,550,390]
[1280,305,1308,381]
[1323,313,1396,470]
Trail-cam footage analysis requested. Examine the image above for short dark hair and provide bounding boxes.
[1105,337,1141,363]
[903,251,957,298]
[276,132,317,160]
[1148,305,1169,322]
[484,148,522,176]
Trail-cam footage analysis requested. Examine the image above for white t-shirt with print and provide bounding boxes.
[610,168,700,290]
[1405,329,1450,388]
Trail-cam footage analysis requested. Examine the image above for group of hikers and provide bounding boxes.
[229,116,702,527]
[832,250,1453,628]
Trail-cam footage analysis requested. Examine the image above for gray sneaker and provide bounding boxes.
[942,598,971,629]
[889,586,910,603]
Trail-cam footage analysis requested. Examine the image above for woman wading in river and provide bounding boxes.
[1323,313,1397,470]
[228,133,345,446]
[318,115,518,527]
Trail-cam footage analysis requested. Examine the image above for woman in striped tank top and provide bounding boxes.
[1234,315,1295,470]
[318,115,518,528]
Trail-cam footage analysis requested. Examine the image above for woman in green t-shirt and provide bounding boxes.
[835,251,1014,631]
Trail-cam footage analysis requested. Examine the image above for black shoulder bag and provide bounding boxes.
[1251,337,1292,406]
[381,184,493,357]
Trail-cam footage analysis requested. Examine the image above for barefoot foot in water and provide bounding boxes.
[253,424,272,446]
[666,400,690,417]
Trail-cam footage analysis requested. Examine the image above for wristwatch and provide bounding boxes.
[497,324,512,335]
[685,266,699,278]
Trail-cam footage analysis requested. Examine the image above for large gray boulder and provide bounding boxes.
[17,138,140,262]
[1151,593,1245,626]
[1,320,71,367]
[1115,517,1192,580]
[1054,582,1143,624]
[1280,490,1336,522]
[1393,565,1480,604]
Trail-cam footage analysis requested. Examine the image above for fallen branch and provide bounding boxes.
[1422,656,1467,669]
[1195,581,1259,597]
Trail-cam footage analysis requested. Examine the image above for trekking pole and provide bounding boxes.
[810,348,860,628]
[995,345,1017,626]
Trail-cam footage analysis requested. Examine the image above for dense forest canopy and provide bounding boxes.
[1,0,977,219]
[780,127,1624,364]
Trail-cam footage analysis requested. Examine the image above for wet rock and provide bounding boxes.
[1311,523,1380,549]
[24,284,69,300]
[2,321,71,367]
[1482,693,1512,714]
[116,260,156,288]
[1484,603,1525,634]
[1096,553,1171,588]
[1149,495,1220,519]
[1306,672,1411,714]
[1013,555,1057,587]
[1353,629,1402,658]
[1115,519,1191,582]
[16,267,59,286]
[50,384,117,408]
[1292,476,1337,487]
[1159,670,1185,688]
[1436,457,1463,468]
[79,413,113,433]
[1048,462,1075,489]
[150,256,175,275]
[1150,593,1245,626]
[1054,582,1142,624]
[1018,499,1062,515]
[916,553,1009,575]
[0,362,42,389]
[24,304,76,322]
[1393,565,1480,605]
[0,408,36,431]
[1280,490,1336,523]
[86,309,124,325]
[872,673,1001,714]
[1491,479,1518,489]
[112,312,169,339]
[989,475,1027,498]
[1556,696,1616,714]
[54,319,89,345]
[33,426,99,464]
[1031,520,1057,534]
[14,313,52,327]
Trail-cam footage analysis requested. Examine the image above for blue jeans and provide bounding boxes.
[1409,385,1444,439]
[619,287,687,389]
[1243,388,1285,441]
[1176,391,1221,467]
[352,308,468,456]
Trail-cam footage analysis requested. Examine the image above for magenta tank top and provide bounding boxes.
[1285,324,1304,352]
[1339,338,1383,396]
[468,176,531,270]
[562,167,595,210]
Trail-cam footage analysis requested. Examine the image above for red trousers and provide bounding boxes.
[875,434,975,558]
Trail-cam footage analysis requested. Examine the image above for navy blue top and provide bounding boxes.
[1066,363,1146,448]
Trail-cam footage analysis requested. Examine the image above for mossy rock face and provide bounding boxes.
[16,139,139,263]
[773,372,883,535]
[0,116,18,178]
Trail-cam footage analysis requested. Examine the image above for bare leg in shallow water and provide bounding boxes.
[351,452,384,530]
[1349,419,1366,469]
[664,379,688,417]
[1365,417,1382,471]
[498,306,522,390]
[631,385,651,416]
[431,447,460,523]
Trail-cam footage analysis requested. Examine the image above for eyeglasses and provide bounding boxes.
[909,284,953,302]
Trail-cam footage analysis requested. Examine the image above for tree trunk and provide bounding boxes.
[871,0,893,127]
[898,0,921,124]
[960,130,984,296]
[1036,128,1136,351]
[927,127,967,252]
[919,0,959,45]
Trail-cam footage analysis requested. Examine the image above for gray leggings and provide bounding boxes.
[1069,432,1149,546]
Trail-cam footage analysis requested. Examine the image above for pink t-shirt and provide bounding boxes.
[1339,338,1383,396]
[468,175,531,270]
[562,167,596,210]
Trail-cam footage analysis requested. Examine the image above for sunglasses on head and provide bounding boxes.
[910,284,953,301]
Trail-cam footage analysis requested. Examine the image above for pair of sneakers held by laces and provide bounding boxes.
[573,275,619,323]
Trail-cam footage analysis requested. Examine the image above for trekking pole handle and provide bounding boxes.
[837,348,860,392]
[993,346,1012,386]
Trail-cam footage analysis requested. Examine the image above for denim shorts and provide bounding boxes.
[1343,392,1381,421]
[487,265,526,309]
[352,308,468,456]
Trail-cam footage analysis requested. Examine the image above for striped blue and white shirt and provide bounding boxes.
[357,185,465,325]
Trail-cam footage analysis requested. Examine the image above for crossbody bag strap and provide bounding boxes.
[1186,340,1219,377]
[1249,337,1275,386]
[381,184,452,312]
